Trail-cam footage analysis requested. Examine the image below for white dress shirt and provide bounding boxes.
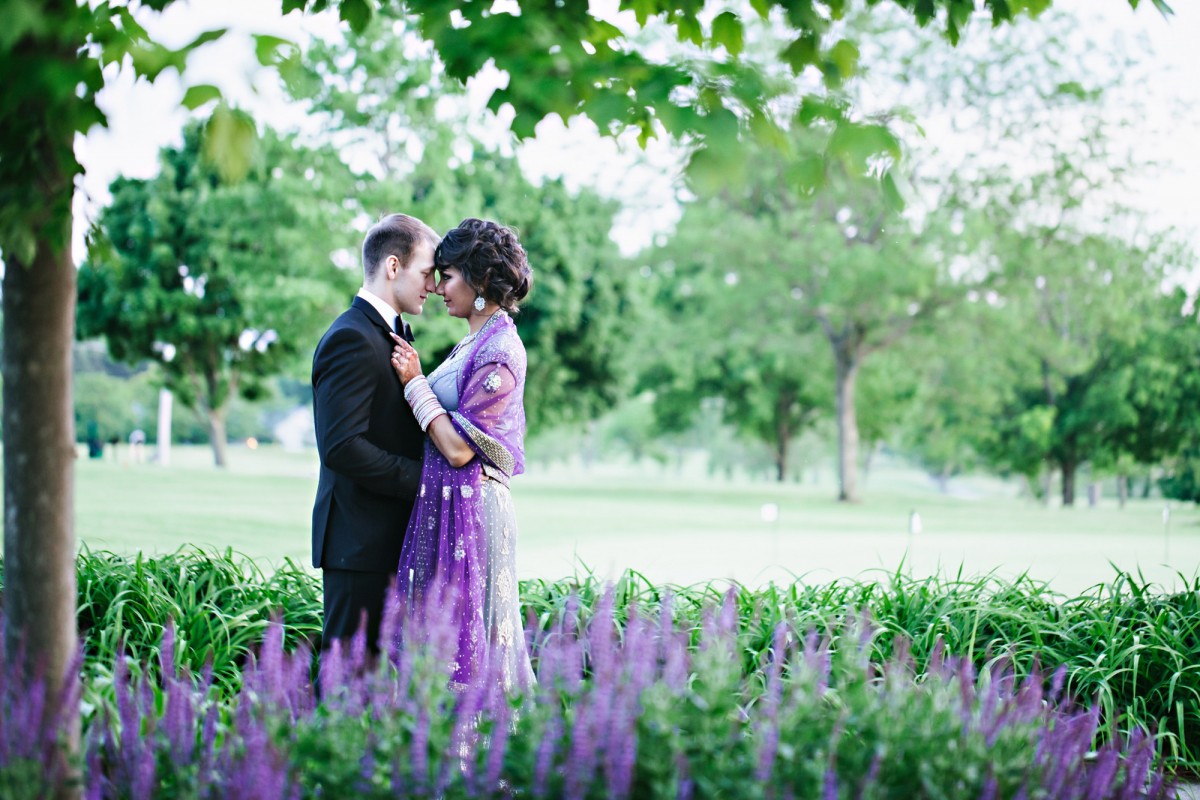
[356,287,399,333]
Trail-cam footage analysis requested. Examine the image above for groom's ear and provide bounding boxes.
[384,254,400,279]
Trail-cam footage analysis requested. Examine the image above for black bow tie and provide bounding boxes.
[396,317,414,342]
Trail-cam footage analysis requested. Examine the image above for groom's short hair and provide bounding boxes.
[362,213,439,278]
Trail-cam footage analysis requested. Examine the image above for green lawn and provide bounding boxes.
[63,444,1200,594]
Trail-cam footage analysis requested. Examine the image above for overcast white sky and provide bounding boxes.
[73,0,1200,266]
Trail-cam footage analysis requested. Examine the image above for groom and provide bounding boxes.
[312,213,439,651]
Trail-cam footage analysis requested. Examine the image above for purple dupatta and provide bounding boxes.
[395,312,527,685]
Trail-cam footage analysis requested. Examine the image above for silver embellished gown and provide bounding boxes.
[424,337,535,690]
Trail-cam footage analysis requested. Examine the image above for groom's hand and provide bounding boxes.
[390,334,424,385]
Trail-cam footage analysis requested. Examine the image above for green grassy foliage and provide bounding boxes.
[3,548,1194,771]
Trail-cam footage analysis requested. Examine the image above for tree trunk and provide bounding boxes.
[774,394,791,483]
[835,355,861,502]
[1061,461,1077,507]
[1,153,80,767]
[206,409,228,467]
[1117,474,1128,509]
[1140,473,1153,499]
[155,388,173,466]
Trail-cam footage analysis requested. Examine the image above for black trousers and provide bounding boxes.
[321,568,393,653]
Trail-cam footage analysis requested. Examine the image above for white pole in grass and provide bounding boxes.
[1162,504,1171,563]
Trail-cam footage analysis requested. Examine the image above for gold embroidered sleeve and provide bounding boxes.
[451,412,515,476]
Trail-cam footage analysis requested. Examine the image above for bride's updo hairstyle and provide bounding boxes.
[434,218,532,313]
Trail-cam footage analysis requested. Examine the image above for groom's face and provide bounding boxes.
[389,240,437,316]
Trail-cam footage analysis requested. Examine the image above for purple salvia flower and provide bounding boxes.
[675,752,693,800]
[814,634,833,697]
[892,635,913,675]
[484,693,511,791]
[756,623,787,783]
[855,606,874,652]
[162,675,196,770]
[379,582,403,665]
[532,714,561,798]
[1048,664,1068,705]
[84,733,104,800]
[114,653,141,787]
[131,734,157,800]
[159,619,177,680]
[823,766,839,800]
[319,638,346,707]
[718,586,738,638]
[590,587,618,685]
[978,773,999,800]
[565,696,598,800]
[411,707,430,793]
[604,686,639,799]
[855,750,883,800]
[978,668,1000,736]
[259,617,286,708]
[1086,747,1120,797]
[1118,729,1155,800]
[662,623,689,693]
[802,628,820,669]
[1013,670,1045,724]
[928,635,947,677]
[357,735,377,794]
[956,656,977,728]
[197,701,219,797]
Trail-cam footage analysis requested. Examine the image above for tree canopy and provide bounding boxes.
[78,122,357,465]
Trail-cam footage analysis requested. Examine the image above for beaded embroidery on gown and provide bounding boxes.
[395,311,535,691]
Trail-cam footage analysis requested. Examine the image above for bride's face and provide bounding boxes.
[434,265,477,319]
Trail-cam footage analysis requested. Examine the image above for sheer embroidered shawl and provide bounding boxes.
[395,312,527,686]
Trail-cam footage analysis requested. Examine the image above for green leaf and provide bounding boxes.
[685,146,745,195]
[829,121,901,173]
[181,84,222,111]
[826,39,860,80]
[338,0,373,34]
[881,170,905,211]
[203,104,257,183]
[786,154,825,192]
[253,34,295,67]
[128,41,174,80]
[781,34,819,74]
[749,0,772,19]
[796,96,845,126]
[622,0,659,27]
[180,28,227,55]
[675,12,703,46]
[114,7,149,42]
[711,12,744,57]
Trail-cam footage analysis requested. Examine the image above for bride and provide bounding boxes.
[389,217,535,691]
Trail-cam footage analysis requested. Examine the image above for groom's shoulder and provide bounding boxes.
[316,306,370,352]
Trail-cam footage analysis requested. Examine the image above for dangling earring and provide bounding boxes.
[473,295,486,312]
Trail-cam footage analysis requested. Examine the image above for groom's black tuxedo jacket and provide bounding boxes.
[311,296,423,572]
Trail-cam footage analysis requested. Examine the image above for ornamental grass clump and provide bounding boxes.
[63,587,1174,798]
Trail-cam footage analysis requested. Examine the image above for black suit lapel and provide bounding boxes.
[351,296,396,338]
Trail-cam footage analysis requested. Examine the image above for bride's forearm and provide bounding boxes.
[403,375,475,467]
[426,416,476,468]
